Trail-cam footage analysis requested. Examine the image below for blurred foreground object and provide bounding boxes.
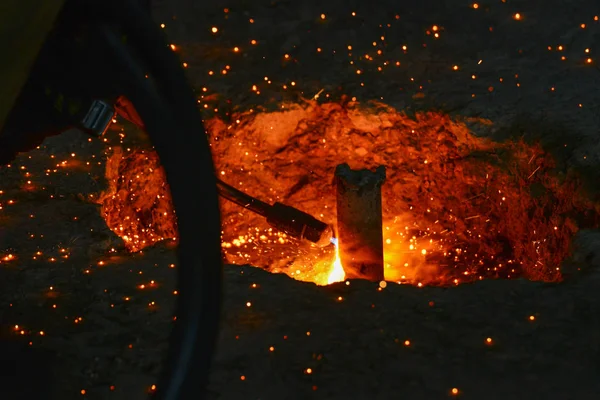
[0,1,223,399]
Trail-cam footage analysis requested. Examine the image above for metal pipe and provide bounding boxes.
[216,178,334,247]
[216,179,271,217]
[335,163,386,281]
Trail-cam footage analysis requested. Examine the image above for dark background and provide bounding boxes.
[1,0,600,399]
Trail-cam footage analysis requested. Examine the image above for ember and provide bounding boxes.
[98,146,177,251]
[99,101,600,286]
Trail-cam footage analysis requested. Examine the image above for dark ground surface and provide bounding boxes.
[2,0,600,399]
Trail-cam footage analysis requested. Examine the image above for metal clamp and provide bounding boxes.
[81,99,115,137]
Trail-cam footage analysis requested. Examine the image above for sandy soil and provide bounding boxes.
[2,0,600,399]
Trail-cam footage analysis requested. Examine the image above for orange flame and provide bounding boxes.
[326,244,345,284]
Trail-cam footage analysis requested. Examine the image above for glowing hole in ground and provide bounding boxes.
[97,100,600,286]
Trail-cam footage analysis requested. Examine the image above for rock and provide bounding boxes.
[354,147,368,156]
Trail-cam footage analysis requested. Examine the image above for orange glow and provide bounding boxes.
[97,147,177,252]
[327,244,345,284]
[99,101,597,286]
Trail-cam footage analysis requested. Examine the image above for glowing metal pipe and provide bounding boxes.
[335,163,386,281]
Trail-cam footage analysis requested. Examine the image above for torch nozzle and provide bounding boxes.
[216,179,334,247]
[266,202,334,247]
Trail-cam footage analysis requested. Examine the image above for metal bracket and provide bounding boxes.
[81,99,115,137]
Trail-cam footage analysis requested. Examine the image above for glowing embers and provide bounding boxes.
[99,101,598,286]
[97,146,177,252]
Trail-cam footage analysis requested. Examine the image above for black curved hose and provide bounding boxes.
[93,1,223,399]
